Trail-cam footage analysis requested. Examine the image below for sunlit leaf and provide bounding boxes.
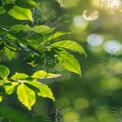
[27,80,55,101]
[26,25,54,35]
[0,95,3,102]
[31,70,61,79]
[10,24,30,33]
[5,48,15,60]
[0,65,10,79]
[57,51,82,76]
[44,31,70,42]
[46,73,61,79]
[31,70,47,79]
[17,83,36,110]
[25,39,39,49]
[11,72,29,80]
[50,40,86,56]
[5,82,19,94]
[8,5,33,21]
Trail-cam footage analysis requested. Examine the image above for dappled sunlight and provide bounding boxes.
[71,16,88,32]
[83,9,99,21]
[96,107,114,122]
[103,40,122,55]
[63,112,80,122]
[74,97,89,110]
[101,78,122,91]
[87,34,103,46]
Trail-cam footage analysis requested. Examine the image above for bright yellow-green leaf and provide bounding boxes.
[10,24,30,33]
[0,65,10,79]
[5,82,19,95]
[44,31,70,42]
[11,72,29,80]
[0,96,3,102]
[8,5,33,21]
[26,25,54,35]
[31,70,61,79]
[27,81,55,101]
[57,51,82,76]
[31,70,48,79]
[50,40,87,56]
[46,73,61,79]
[17,84,36,110]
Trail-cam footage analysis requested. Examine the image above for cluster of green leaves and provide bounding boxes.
[0,24,86,75]
[0,0,86,110]
[0,65,61,110]
[0,0,37,21]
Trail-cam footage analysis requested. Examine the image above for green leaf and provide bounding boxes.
[50,40,87,56]
[17,83,36,110]
[0,85,5,95]
[0,6,6,14]
[16,0,37,8]
[26,25,54,35]
[5,48,15,60]
[31,70,61,79]
[25,39,39,49]
[10,24,30,33]
[0,65,10,79]
[31,70,47,79]
[11,72,29,80]
[27,80,55,101]
[0,95,3,102]
[57,51,82,76]
[44,31,70,42]
[4,82,19,94]
[8,5,33,21]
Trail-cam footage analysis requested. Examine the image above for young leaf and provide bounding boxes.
[0,65,10,79]
[57,51,82,76]
[26,25,54,35]
[11,73,29,80]
[44,31,70,42]
[24,39,39,50]
[50,40,87,56]
[27,81,55,101]
[8,5,33,21]
[17,83,36,110]
[5,48,15,60]
[0,95,3,102]
[10,24,30,33]
[31,70,47,79]
[31,70,61,79]
[4,82,19,95]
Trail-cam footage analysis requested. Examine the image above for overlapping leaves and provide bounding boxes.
[0,0,86,110]
[0,24,86,76]
[0,65,58,110]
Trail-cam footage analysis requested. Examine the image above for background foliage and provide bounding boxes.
[0,0,122,122]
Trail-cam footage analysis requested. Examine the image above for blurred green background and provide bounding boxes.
[0,0,122,122]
